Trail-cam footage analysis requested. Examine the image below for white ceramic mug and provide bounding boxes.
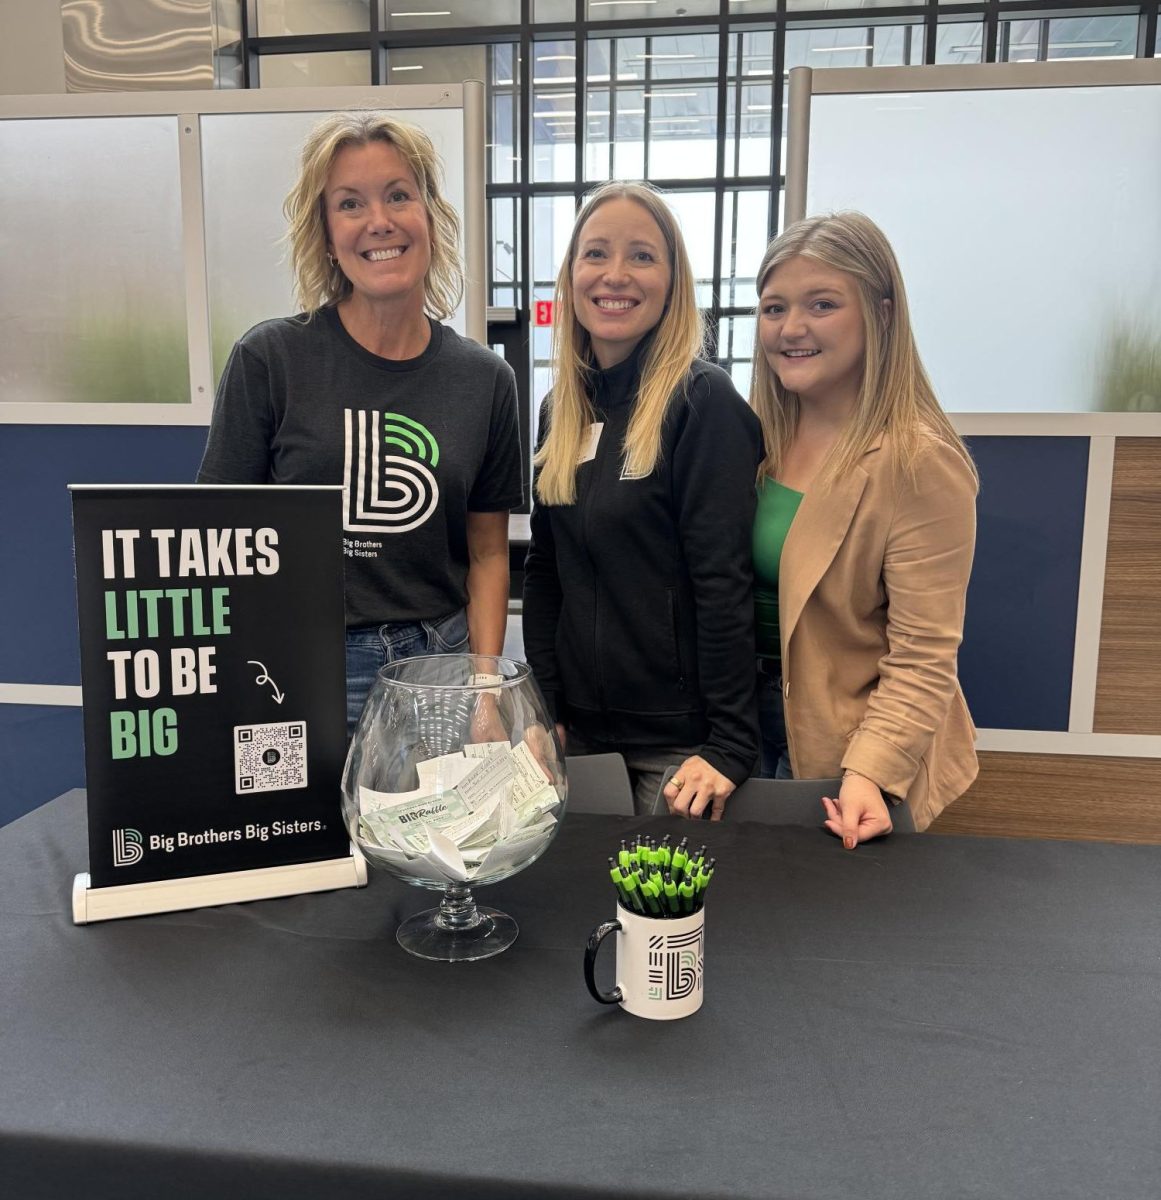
[584,905,704,1020]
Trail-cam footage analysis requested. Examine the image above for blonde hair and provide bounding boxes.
[283,111,463,319]
[534,182,704,506]
[750,211,977,489]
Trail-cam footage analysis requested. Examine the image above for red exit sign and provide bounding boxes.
[533,300,555,326]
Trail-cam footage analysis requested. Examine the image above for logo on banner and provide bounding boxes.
[112,827,144,867]
[344,410,440,534]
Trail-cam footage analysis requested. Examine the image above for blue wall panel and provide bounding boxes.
[0,424,208,685]
[961,436,1089,732]
[0,705,85,826]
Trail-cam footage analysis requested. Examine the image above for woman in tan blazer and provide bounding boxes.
[741,212,978,842]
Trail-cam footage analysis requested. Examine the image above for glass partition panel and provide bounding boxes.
[383,0,521,28]
[808,85,1161,412]
[256,1,370,36]
[937,22,984,65]
[0,117,189,405]
[257,51,372,86]
[720,189,770,308]
[665,190,717,308]
[717,315,756,398]
[201,107,466,380]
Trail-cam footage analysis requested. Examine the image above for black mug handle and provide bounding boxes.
[584,920,623,1004]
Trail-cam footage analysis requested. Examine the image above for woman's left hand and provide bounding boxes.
[822,773,893,849]
[662,756,736,821]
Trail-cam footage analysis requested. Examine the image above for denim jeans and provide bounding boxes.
[345,608,470,736]
[755,662,794,780]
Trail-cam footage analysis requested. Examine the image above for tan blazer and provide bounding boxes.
[778,430,978,831]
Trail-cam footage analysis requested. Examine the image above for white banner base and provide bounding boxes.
[72,843,368,924]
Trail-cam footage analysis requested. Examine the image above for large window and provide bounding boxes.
[243,0,1161,472]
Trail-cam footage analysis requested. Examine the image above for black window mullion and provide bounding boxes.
[712,18,730,325]
[576,32,586,185]
[520,10,533,318]
[1037,17,1050,61]
[643,35,653,179]
[771,18,786,237]
[985,2,1001,62]
[1141,7,1159,58]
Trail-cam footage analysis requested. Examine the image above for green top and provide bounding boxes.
[752,478,804,662]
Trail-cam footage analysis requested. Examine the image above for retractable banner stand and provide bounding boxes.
[69,485,365,923]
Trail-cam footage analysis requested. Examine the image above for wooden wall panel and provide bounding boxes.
[1094,438,1161,733]
[929,751,1161,843]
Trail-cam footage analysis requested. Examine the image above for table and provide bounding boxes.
[2,791,1159,1200]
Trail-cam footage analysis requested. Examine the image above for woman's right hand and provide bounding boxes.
[822,772,893,848]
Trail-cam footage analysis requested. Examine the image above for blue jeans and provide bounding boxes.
[755,662,794,780]
[345,609,470,736]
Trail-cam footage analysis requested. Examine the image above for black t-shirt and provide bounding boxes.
[197,308,523,627]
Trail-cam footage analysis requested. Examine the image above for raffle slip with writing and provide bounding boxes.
[71,486,350,891]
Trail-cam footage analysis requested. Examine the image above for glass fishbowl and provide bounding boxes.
[342,654,566,961]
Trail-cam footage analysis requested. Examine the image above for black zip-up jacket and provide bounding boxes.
[523,345,762,784]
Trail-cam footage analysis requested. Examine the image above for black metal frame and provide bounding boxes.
[241,0,1159,501]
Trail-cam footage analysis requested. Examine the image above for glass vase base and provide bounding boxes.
[396,906,519,961]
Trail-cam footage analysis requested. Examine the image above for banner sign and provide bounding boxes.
[72,486,351,893]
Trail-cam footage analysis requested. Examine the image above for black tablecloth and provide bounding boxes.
[2,791,1160,1200]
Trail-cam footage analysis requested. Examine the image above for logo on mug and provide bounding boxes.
[647,927,703,1001]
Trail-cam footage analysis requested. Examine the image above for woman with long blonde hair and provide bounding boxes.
[523,182,763,817]
[198,111,522,732]
[742,210,978,841]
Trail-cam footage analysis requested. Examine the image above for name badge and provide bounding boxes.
[578,422,604,465]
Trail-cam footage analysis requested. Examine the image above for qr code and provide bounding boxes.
[234,721,308,794]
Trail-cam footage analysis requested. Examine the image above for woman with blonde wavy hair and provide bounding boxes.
[748,210,979,842]
[198,111,522,732]
[523,182,762,817]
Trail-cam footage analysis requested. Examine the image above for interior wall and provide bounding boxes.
[0,0,66,94]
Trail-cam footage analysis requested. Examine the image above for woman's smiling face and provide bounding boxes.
[758,255,868,406]
[571,197,672,370]
[324,139,431,313]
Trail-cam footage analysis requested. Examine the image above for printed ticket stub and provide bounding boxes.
[457,747,514,809]
[511,740,551,803]
[353,735,561,878]
[359,784,425,814]
[464,740,509,759]
[361,790,472,851]
[417,752,476,793]
[439,796,501,847]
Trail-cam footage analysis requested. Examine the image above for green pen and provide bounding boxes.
[640,878,663,916]
[608,857,629,907]
[671,839,689,877]
[621,866,646,914]
[662,870,680,914]
[678,875,696,913]
[618,839,632,870]
[695,857,716,893]
[656,835,672,870]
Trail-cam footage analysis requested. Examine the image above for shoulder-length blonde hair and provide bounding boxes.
[750,211,977,489]
[283,111,463,319]
[534,182,703,506]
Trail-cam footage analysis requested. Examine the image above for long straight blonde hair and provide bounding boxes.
[750,211,977,489]
[534,182,703,506]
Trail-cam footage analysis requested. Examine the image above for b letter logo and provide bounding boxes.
[112,827,144,867]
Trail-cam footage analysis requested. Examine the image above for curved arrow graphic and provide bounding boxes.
[247,661,285,705]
